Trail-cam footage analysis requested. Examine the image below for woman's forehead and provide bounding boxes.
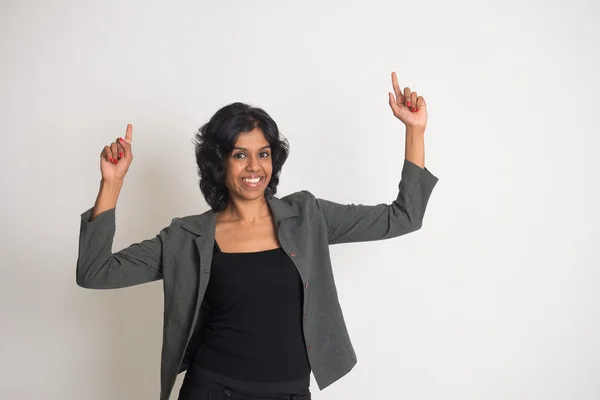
[234,129,270,149]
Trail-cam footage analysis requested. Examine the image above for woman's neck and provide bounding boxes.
[218,196,271,224]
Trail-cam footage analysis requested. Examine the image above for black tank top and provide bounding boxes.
[191,241,311,383]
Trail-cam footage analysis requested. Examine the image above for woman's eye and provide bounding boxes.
[232,152,269,159]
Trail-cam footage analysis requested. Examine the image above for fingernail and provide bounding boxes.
[407,101,411,107]
[120,152,123,158]
[119,138,124,143]
[109,157,113,163]
[415,108,419,112]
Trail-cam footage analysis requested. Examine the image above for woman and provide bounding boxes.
[76,72,439,400]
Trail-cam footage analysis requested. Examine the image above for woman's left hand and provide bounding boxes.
[388,71,427,130]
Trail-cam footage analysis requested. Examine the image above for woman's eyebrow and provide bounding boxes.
[233,145,271,151]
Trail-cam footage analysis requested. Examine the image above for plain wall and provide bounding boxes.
[2,0,599,399]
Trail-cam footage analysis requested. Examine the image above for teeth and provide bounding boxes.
[242,177,261,184]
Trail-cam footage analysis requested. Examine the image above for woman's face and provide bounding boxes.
[225,127,273,202]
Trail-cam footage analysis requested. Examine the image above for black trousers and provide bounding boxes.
[178,363,311,400]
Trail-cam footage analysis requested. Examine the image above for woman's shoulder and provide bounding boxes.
[275,189,317,207]
[265,190,321,220]
[160,208,216,236]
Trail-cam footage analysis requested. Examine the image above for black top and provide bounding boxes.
[192,241,311,383]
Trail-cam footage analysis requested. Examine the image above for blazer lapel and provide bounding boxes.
[267,195,299,227]
[180,210,217,346]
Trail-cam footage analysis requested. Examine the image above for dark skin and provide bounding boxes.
[215,128,281,253]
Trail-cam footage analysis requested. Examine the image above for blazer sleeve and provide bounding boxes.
[76,207,170,289]
[312,159,439,245]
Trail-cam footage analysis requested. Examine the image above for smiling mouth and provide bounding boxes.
[241,177,262,184]
[240,177,265,188]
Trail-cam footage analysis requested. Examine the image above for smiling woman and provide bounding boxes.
[227,132,272,192]
[193,102,292,255]
[194,102,290,213]
[77,72,439,400]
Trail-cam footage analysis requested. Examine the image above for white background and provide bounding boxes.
[2,0,599,399]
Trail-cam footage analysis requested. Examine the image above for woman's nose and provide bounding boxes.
[246,155,259,171]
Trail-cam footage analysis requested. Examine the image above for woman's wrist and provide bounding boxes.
[100,178,124,191]
[406,126,426,136]
[404,127,425,168]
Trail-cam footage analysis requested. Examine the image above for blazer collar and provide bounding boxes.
[181,195,299,237]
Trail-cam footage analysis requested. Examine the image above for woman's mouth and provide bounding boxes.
[241,177,263,188]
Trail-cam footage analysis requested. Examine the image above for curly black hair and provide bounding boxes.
[194,102,290,212]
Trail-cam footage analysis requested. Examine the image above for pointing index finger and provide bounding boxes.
[391,72,403,104]
[125,124,133,144]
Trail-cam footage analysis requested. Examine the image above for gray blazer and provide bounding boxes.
[76,159,438,400]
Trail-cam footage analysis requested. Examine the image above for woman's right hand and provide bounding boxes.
[100,124,134,182]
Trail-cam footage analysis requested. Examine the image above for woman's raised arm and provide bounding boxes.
[76,124,168,289]
[312,72,438,244]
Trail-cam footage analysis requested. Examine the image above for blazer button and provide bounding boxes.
[305,282,309,289]
[303,313,307,321]
[308,344,312,352]
[290,251,296,257]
